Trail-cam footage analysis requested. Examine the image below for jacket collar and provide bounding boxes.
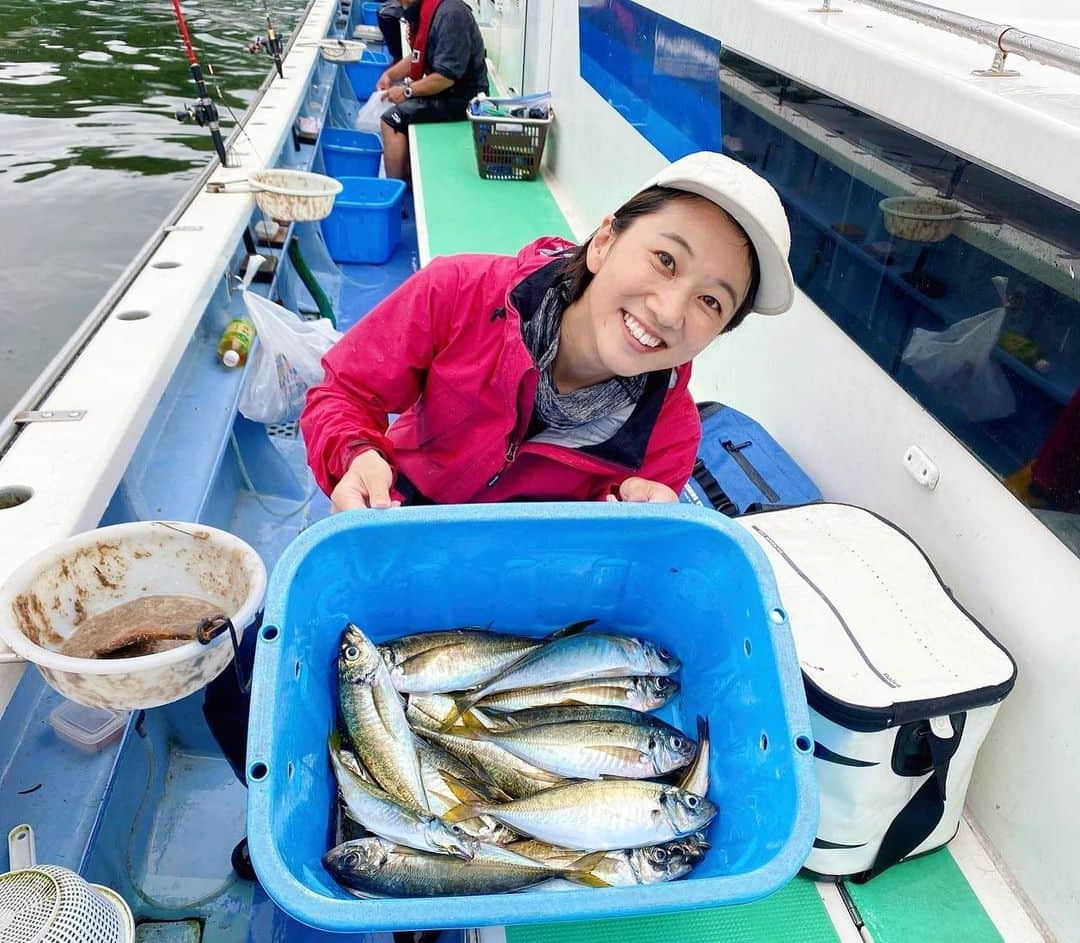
[505,256,684,471]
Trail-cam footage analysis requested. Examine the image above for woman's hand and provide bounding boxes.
[331,450,401,512]
[608,477,680,503]
[376,70,393,92]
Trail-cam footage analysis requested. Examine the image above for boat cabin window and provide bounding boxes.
[714,50,1080,557]
[579,1,1079,557]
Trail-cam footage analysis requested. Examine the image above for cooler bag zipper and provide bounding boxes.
[722,439,781,503]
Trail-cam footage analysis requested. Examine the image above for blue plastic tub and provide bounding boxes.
[344,48,391,100]
[321,127,382,179]
[320,176,406,264]
[360,1,381,25]
[248,505,817,933]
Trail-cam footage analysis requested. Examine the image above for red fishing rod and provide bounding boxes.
[171,0,230,166]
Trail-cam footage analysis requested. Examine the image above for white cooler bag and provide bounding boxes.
[738,503,1016,881]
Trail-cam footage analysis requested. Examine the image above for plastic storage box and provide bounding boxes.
[360,1,381,25]
[320,176,407,264]
[49,700,128,753]
[247,504,817,933]
[344,49,391,101]
[321,127,382,179]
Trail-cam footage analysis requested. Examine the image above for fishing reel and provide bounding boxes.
[175,99,220,128]
[247,30,284,61]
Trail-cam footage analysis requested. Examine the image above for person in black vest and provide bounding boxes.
[376,0,489,181]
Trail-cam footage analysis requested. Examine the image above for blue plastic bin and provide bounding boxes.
[248,505,817,933]
[320,176,406,264]
[344,48,391,100]
[360,1,381,25]
[321,127,382,179]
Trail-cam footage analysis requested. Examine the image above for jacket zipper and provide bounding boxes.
[486,440,519,487]
[722,440,780,502]
[486,436,633,489]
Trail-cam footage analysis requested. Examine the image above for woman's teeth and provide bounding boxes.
[623,312,663,348]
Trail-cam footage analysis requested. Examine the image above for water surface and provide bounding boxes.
[0,0,306,416]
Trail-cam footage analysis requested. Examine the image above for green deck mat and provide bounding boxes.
[412,121,574,258]
[844,849,1004,943]
[505,876,840,943]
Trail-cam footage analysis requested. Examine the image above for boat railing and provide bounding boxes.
[811,0,1080,78]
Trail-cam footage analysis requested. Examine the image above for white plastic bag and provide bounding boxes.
[238,292,342,424]
[355,93,390,134]
[901,304,1016,423]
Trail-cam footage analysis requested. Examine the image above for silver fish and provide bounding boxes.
[518,839,697,889]
[323,837,607,898]
[415,739,517,845]
[461,720,695,780]
[416,727,563,799]
[337,624,428,809]
[449,634,680,724]
[380,622,594,694]
[666,830,711,862]
[406,694,498,732]
[476,676,679,713]
[484,704,677,730]
[329,736,470,858]
[677,716,710,797]
[444,780,716,851]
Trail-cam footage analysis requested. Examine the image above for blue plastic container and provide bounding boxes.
[344,48,391,100]
[248,505,817,933]
[321,127,382,179]
[320,176,406,264]
[360,1,381,25]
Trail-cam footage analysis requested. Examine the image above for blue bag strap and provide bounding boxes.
[690,458,739,516]
[691,402,739,515]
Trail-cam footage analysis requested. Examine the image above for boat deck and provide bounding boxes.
[0,19,1050,943]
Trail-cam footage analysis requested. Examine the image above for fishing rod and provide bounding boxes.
[247,0,285,79]
[262,0,285,79]
[171,0,230,166]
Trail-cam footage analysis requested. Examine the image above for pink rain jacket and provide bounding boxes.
[301,237,702,504]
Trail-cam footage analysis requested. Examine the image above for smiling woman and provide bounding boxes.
[300,150,795,512]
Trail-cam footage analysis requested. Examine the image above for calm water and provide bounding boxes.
[0,0,306,417]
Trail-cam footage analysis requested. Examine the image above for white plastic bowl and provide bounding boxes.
[0,521,266,710]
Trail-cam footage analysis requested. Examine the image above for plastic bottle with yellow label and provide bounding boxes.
[217,319,255,368]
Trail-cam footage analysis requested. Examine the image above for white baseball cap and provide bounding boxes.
[643,151,795,315]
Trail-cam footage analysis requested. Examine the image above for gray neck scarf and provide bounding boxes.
[521,281,647,432]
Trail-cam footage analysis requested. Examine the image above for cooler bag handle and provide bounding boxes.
[854,714,965,882]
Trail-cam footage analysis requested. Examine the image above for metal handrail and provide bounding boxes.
[814,0,1080,78]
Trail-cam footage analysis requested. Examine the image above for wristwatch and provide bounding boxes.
[403,85,413,98]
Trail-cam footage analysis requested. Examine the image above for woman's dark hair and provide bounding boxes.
[557,186,762,334]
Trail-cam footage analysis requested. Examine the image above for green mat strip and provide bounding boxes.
[844,849,1004,943]
[505,876,840,943]
[412,121,574,260]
